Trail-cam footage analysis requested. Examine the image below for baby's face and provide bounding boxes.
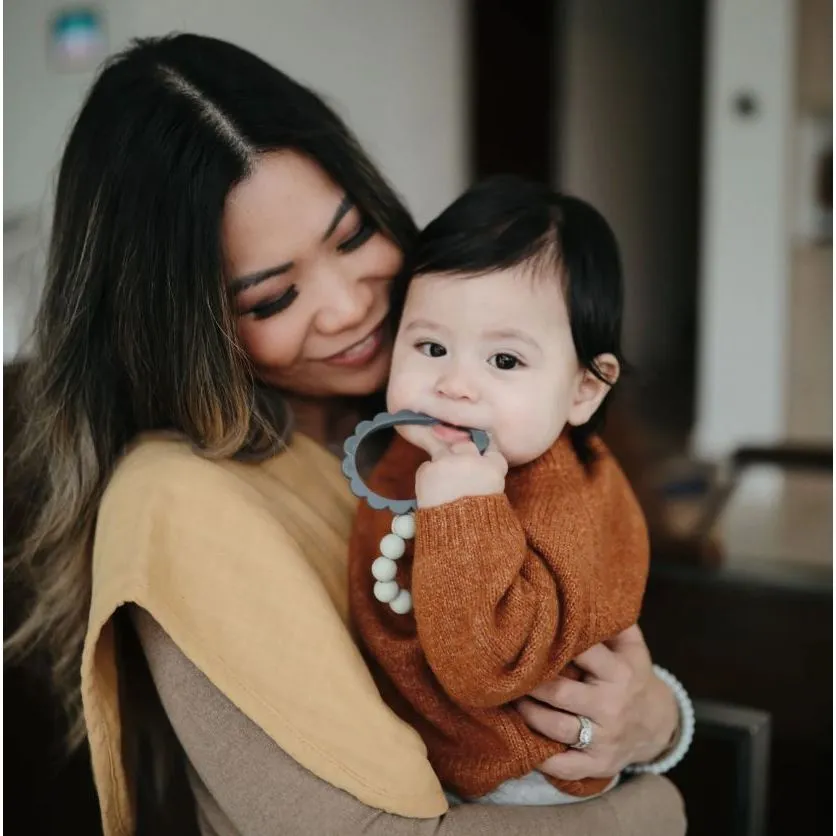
[387,267,589,466]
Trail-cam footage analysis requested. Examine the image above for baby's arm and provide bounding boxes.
[411,490,593,710]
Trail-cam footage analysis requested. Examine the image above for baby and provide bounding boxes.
[347,175,649,806]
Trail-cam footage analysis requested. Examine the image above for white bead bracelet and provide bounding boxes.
[624,665,695,776]
[371,512,415,615]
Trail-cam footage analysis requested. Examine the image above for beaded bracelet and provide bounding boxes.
[624,665,695,775]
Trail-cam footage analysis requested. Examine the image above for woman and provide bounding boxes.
[7,34,688,836]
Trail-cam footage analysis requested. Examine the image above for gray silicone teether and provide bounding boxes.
[341,409,489,514]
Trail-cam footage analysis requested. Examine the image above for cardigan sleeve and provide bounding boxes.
[84,437,447,828]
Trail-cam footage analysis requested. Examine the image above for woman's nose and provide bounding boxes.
[315,266,373,335]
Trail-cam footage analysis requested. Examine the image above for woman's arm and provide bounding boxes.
[517,625,684,780]
[130,608,685,836]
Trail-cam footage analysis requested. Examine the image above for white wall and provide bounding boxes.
[3,0,135,214]
[5,0,467,223]
[4,0,468,358]
[693,0,796,458]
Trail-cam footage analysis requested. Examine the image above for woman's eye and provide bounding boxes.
[489,352,522,371]
[248,285,299,320]
[417,341,446,358]
[338,216,376,253]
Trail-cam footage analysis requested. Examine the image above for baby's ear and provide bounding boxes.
[567,354,620,427]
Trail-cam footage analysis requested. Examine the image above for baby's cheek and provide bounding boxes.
[495,400,558,465]
[385,370,414,414]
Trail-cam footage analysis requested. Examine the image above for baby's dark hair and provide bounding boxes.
[390,174,626,465]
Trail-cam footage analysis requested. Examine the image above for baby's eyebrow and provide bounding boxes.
[483,328,542,352]
[403,318,449,334]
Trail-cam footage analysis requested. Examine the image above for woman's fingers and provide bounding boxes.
[515,698,587,746]
[571,640,627,683]
[526,677,592,719]
[539,749,606,782]
[607,623,650,657]
[606,624,653,671]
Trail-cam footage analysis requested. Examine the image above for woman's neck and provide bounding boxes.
[286,394,379,449]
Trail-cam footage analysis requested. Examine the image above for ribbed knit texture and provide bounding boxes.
[348,431,649,799]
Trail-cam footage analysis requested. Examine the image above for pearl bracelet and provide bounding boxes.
[624,665,695,775]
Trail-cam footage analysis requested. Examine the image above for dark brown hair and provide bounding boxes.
[5,33,417,750]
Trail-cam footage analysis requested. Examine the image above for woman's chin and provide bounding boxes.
[263,343,392,399]
[317,349,391,398]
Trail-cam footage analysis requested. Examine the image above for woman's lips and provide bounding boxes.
[322,326,384,368]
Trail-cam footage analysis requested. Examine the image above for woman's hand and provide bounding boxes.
[516,625,678,781]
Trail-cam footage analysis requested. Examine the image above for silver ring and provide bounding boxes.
[570,715,594,750]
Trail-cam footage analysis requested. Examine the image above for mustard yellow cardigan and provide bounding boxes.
[81,433,447,836]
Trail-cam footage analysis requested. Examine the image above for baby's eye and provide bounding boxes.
[489,352,523,371]
[416,341,447,358]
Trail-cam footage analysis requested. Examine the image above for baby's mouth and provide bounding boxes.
[429,420,477,444]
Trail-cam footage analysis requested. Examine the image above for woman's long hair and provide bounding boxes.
[5,33,417,750]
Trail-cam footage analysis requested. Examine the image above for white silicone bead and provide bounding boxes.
[389,589,413,615]
[371,556,398,582]
[391,514,416,540]
[373,580,400,603]
[380,533,406,560]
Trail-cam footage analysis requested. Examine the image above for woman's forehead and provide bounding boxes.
[222,150,344,276]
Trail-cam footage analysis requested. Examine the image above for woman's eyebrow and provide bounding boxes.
[230,262,293,295]
[230,195,354,294]
[322,194,354,241]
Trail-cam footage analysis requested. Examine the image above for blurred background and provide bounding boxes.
[4,1,832,835]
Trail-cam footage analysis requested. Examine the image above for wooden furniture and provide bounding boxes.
[644,521,832,835]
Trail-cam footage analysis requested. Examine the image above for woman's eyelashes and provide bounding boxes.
[338,215,376,253]
[248,285,300,320]
[244,215,376,321]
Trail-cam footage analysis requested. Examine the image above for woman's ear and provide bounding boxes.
[567,353,620,427]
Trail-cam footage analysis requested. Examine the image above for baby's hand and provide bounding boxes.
[415,440,508,509]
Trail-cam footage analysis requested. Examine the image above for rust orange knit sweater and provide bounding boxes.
[348,431,649,800]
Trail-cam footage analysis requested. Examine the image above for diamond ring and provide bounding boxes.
[570,715,594,750]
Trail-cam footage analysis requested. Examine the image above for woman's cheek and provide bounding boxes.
[237,317,304,372]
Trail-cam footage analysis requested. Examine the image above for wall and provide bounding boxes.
[785,0,832,444]
[4,0,467,223]
[4,0,468,358]
[554,0,705,446]
[693,0,796,458]
[3,0,134,214]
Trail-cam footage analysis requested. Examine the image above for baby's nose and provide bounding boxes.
[435,370,478,401]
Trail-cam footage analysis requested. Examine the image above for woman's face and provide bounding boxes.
[223,151,401,398]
